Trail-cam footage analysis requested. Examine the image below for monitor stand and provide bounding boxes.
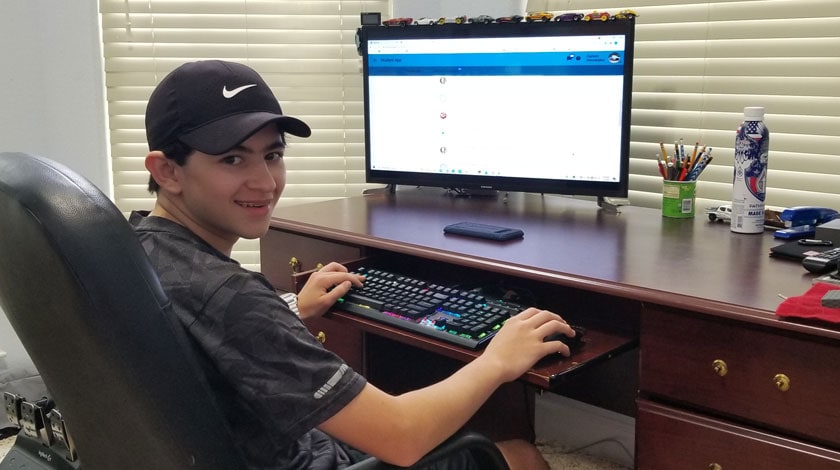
[446,188,499,198]
[363,184,396,195]
[597,196,630,214]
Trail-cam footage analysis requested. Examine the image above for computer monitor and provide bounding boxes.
[358,19,635,198]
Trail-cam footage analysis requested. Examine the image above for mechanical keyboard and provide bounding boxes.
[334,266,530,349]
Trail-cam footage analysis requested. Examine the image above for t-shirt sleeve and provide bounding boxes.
[191,271,366,443]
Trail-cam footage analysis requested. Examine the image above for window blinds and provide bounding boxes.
[526,0,840,210]
[99,0,387,269]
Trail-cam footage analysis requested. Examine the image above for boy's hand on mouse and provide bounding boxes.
[296,262,365,319]
[478,307,575,383]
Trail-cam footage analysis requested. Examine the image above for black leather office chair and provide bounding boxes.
[0,152,508,470]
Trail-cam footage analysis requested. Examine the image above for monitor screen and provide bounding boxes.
[359,19,635,197]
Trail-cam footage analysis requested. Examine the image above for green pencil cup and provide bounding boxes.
[662,180,696,218]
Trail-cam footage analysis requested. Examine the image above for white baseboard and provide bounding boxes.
[535,393,635,468]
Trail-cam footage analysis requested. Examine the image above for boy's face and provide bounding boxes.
[173,124,287,251]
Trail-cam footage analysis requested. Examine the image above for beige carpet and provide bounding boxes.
[0,435,629,469]
[537,440,631,469]
[0,436,13,460]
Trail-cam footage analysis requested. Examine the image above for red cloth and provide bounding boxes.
[776,282,840,323]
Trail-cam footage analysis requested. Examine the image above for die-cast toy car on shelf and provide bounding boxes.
[468,15,494,24]
[437,15,467,24]
[413,17,436,25]
[495,15,524,23]
[526,11,554,22]
[613,9,639,20]
[583,11,610,22]
[382,17,413,26]
[554,12,584,22]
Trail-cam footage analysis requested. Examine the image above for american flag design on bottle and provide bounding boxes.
[731,107,769,234]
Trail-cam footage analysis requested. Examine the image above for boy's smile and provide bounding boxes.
[151,124,287,255]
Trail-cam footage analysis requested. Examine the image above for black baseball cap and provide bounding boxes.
[145,60,311,155]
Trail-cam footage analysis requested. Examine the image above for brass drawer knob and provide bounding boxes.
[315,331,326,343]
[316,262,324,270]
[289,256,300,273]
[709,464,722,470]
[712,359,728,377]
[773,373,790,392]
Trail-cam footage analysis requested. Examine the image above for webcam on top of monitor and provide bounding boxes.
[360,12,381,26]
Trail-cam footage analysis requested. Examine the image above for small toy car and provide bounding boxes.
[468,14,494,24]
[613,9,638,20]
[413,17,437,26]
[437,15,467,25]
[495,15,524,23]
[583,11,610,22]
[526,11,554,22]
[382,17,413,27]
[554,12,584,22]
[706,205,733,222]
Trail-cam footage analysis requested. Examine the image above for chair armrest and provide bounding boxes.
[346,430,509,469]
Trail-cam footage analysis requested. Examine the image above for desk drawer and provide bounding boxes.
[636,399,840,469]
[303,316,364,374]
[640,307,840,448]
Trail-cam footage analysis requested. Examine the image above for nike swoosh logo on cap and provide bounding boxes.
[222,84,257,98]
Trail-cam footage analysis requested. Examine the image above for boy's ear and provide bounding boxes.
[145,151,182,194]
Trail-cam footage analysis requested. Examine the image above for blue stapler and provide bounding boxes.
[774,206,839,239]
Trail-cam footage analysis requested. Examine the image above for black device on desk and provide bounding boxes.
[335,266,584,351]
[770,239,831,259]
[802,247,840,274]
[444,222,524,241]
[770,239,840,274]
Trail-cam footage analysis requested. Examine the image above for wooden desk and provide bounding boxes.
[260,188,840,468]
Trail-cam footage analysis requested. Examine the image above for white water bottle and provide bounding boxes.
[731,107,769,234]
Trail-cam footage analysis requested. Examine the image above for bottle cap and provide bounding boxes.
[743,106,765,121]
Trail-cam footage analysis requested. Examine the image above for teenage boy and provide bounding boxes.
[133,60,576,470]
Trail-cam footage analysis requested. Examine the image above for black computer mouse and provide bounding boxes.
[544,325,586,353]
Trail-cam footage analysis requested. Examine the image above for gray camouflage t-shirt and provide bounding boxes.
[130,212,367,470]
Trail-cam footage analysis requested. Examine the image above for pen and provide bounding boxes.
[677,163,688,181]
[685,152,706,181]
[687,154,713,181]
[686,141,699,172]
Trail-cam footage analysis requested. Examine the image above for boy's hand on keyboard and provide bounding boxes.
[480,307,575,382]
[297,262,365,320]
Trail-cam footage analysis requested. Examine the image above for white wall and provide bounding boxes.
[0,0,107,354]
[0,0,110,194]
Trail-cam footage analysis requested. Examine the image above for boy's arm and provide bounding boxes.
[318,308,574,467]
